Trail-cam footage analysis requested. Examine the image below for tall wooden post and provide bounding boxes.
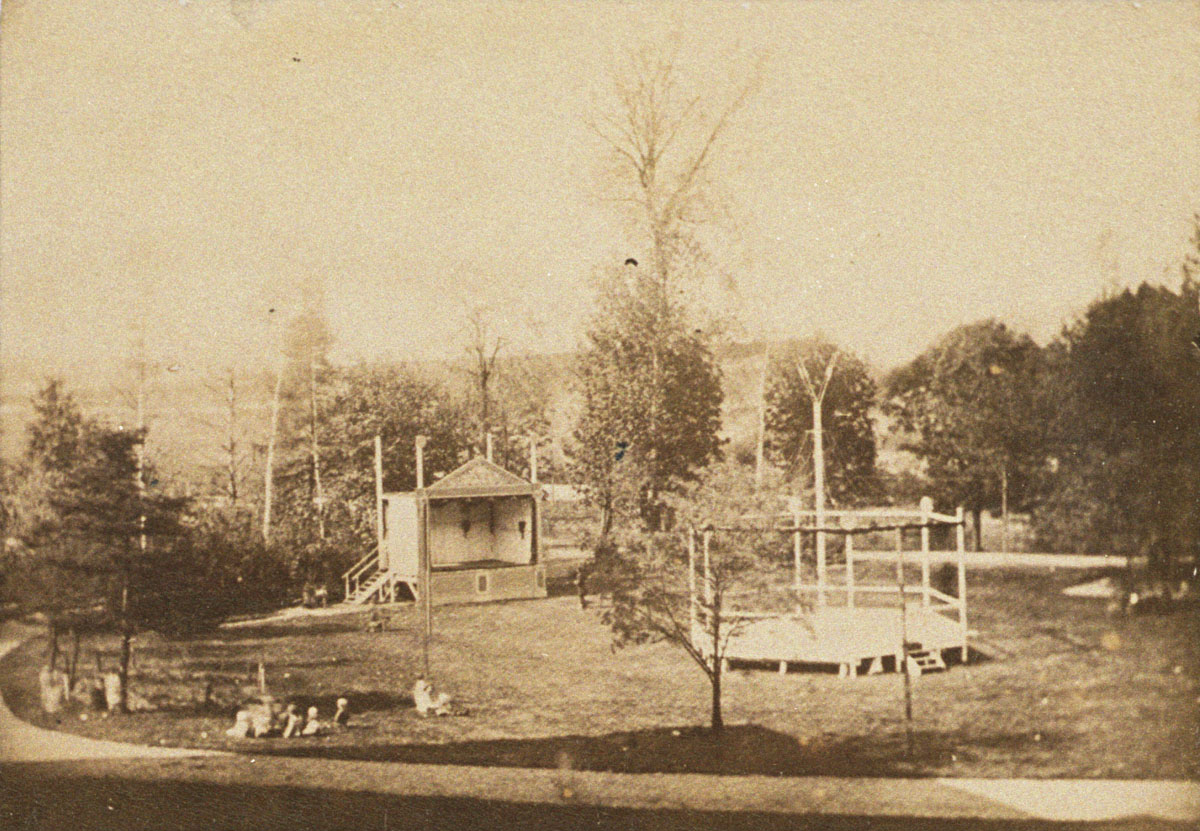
[374,435,385,566]
[485,432,493,462]
[956,505,968,663]
[919,496,932,608]
[416,435,431,678]
[896,526,914,758]
[813,395,827,607]
[528,434,538,483]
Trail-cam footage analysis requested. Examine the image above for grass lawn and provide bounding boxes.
[3,568,1197,780]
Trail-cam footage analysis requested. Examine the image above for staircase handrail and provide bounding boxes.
[343,546,379,599]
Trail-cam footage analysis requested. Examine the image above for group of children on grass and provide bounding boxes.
[225,695,350,738]
[224,676,465,738]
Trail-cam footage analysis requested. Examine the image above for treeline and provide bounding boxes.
[3,222,1198,654]
[573,216,1200,594]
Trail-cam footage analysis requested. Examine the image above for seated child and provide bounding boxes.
[225,702,274,738]
[333,697,350,727]
[281,703,304,738]
[225,709,253,738]
[366,608,388,632]
[301,705,323,736]
[412,677,453,717]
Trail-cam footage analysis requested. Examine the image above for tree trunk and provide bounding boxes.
[46,622,59,672]
[709,590,723,733]
[262,361,284,542]
[309,359,326,542]
[972,508,983,552]
[226,368,239,506]
[118,568,131,713]
[117,627,132,714]
[710,666,723,732]
[67,627,81,688]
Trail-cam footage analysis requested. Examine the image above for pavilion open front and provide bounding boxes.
[345,456,547,605]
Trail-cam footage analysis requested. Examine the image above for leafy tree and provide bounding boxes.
[1034,279,1200,581]
[764,338,879,505]
[48,425,192,710]
[886,320,1047,549]
[26,379,88,473]
[273,362,473,587]
[0,381,98,665]
[572,265,723,532]
[593,460,784,732]
[574,48,754,532]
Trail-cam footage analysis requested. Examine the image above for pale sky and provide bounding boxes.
[2,0,1198,383]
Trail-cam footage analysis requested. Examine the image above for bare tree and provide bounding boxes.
[196,367,250,506]
[261,357,283,542]
[463,303,506,454]
[587,48,760,308]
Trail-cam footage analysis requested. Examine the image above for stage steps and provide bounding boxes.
[905,645,947,676]
[347,571,391,604]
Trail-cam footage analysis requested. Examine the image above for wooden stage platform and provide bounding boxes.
[715,605,967,677]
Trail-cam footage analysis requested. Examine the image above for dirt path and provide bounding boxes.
[0,632,219,763]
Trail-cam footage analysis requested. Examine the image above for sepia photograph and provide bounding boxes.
[1,1,1198,828]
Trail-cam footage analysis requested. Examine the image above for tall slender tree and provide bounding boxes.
[575,49,755,531]
[764,338,879,505]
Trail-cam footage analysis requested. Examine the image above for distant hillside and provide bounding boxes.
[2,338,909,494]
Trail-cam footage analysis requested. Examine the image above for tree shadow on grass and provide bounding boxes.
[3,765,1178,831]
[249,724,1070,778]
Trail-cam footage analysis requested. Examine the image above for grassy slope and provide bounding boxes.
[3,568,1197,780]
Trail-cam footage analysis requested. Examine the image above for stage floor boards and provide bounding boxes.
[720,605,965,669]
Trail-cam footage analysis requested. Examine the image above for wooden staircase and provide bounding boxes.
[347,571,392,604]
[905,644,947,677]
[342,548,412,605]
